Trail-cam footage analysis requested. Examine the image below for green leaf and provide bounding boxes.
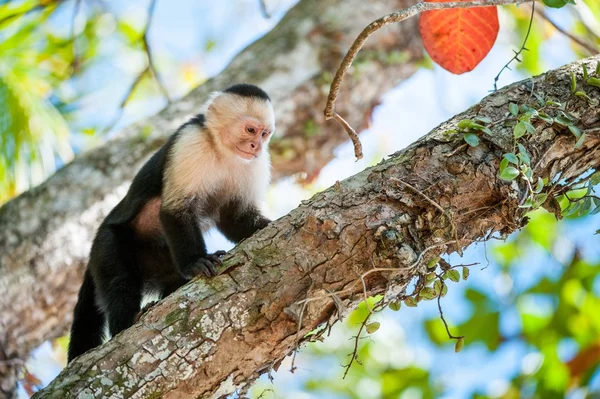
[475,116,492,124]
[583,64,589,81]
[462,267,470,281]
[499,157,509,174]
[570,71,577,93]
[574,91,592,101]
[590,172,600,186]
[457,119,475,129]
[446,269,461,283]
[568,124,582,139]
[575,133,587,149]
[389,301,401,311]
[597,61,600,75]
[587,77,600,88]
[500,167,520,181]
[455,337,465,353]
[524,122,536,134]
[365,322,380,334]
[426,272,437,284]
[518,144,531,166]
[545,100,562,107]
[419,287,437,300]
[513,121,527,139]
[533,193,548,208]
[503,153,519,165]
[434,279,443,295]
[534,177,544,193]
[427,257,440,269]
[404,297,418,307]
[509,102,519,116]
[537,112,553,124]
[440,282,448,297]
[463,133,480,147]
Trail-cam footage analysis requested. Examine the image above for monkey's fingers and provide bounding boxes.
[212,250,227,257]
[193,258,220,277]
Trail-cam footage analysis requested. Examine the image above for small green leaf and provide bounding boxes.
[533,193,548,208]
[366,322,380,334]
[404,297,418,307]
[462,267,470,281]
[427,257,440,269]
[458,119,475,129]
[590,172,600,186]
[499,158,509,174]
[534,177,544,193]
[575,91,592,101]
[389,301,401,311]
[587,77,600,88]
[464,133,480,147]
[524,122,536,134]
[596,61,600,75]
[434,280,443,294]
[570,71,577,93]
[500,167,520,181]
[519,197,533,209]
[513,121,527,139]
[575,133,587,149]
[419,287,437,300]
[455,337,465,352]
[446,269,461,283]
[537,112,553,124]
[568,124,582,139]
[509,102,519,116]
[503,153,519,165]
[426,272,437,284]
[517,144,531,166]
[440,283,448,297]
[546,100,562,107]
[583,64,589,80]
[475,116,492,124]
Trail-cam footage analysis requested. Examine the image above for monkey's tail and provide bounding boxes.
[67,269,105,363]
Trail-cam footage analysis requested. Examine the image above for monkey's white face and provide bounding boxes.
[231,116,273,160]
[205,93,275,162]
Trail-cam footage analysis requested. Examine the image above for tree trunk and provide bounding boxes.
[0,0,423,395]
[34,55,600,398]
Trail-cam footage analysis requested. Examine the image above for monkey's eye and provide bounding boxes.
[246,126,256,134]
[261,131,269,138]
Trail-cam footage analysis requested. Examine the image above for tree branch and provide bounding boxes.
[0,0,424,394]
[36,54,600,398]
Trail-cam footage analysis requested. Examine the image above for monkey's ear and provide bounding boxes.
[201,91,222,114]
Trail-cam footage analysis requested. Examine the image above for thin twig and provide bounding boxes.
[333,112,363,160]
[536,7,598,55]
[493,0,535,91]
[144,0,171,103]
[391,178,445,213]
[70,0,82,73]
[258,0,271,18]
[323,0,536,151]
[436,280,464,340]
[103,0,170,133]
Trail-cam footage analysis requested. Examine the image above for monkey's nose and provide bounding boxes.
[250,142,257,149]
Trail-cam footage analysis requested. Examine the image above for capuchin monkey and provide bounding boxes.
[67,84,274,362]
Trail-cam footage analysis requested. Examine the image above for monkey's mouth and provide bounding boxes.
[236,147,258,160]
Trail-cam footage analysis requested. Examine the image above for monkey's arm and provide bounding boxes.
[217,200,271,243]
[160,206,223,278]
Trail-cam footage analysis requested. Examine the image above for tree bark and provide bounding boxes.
[34,55,600,398]
[0,0,423,394]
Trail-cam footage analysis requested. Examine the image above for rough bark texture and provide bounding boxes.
[34,56,600,398]
[0,0,423,394]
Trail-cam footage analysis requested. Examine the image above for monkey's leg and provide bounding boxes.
[217,200,271,243]
[93,226,143,338]
[160,207,224,278]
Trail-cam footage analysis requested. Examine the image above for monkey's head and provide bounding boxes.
[204,84,275,162]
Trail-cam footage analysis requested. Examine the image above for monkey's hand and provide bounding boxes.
[184,250,227,278]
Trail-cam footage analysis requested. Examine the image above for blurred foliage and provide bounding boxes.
[250,209,600,399]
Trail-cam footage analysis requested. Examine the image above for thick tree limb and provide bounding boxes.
[0,0,423,394]
[36,55,600,398]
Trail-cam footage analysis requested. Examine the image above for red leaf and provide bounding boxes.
[419,0,499,74]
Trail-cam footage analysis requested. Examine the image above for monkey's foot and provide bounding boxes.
[186,250,227,278]
[134,300,159,323]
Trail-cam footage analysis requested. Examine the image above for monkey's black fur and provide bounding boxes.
[224,83,270,101]
[68,89,272,362]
